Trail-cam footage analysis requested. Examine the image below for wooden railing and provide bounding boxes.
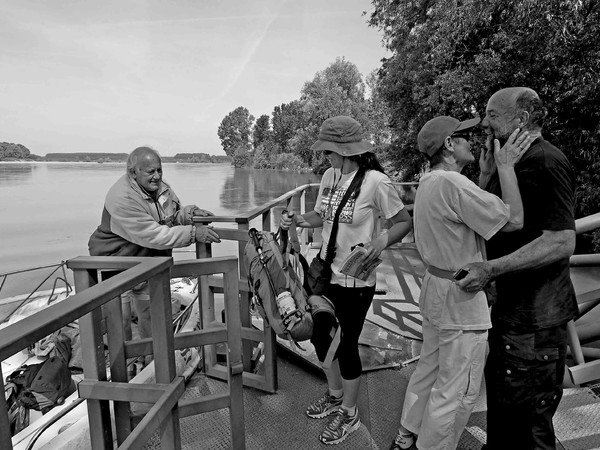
[192,183,319,393]
[1,256,245,450]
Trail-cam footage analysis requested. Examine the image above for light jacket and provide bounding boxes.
[88,174,193,257]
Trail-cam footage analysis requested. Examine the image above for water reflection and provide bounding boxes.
[220,168,320,211]
[0,163,35,184]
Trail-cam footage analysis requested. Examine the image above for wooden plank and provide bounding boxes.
[205,275,251,293]
[74,269,113,450]
[103,295,131,444]
[148,272,180,450]
[224,263,246,449]
[78,380,169,403]
[119,377,185,450]
[178,393,230,417]
[124,328,228,358]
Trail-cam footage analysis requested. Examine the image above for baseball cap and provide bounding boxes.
[417,116,481,157]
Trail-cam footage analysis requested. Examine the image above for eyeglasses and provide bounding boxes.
[451,132,472,140]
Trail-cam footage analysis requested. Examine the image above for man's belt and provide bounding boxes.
[426,265,455,280]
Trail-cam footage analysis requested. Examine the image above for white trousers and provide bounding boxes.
[401,318,487,450]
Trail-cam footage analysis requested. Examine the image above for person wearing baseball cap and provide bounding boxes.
[281,115,413,445]
[389,117,534,450]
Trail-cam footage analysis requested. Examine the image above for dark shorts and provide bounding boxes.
[485,323,568,450]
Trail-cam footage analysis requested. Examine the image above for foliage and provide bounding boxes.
[232,144,253,168]
[368,0,600,249]
[272,100,305,153]
[0,142,32,160]
[272,152,308,171]
[296,57,372,170]
[220,57,381,175]
[252,115,272,149]
[218,107,255,157]
[252,140,279,169]
[170,153,232,163]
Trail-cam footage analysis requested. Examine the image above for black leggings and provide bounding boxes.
[311,283,375,380]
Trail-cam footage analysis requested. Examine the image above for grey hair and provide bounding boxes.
[514,89,547,129]
[126,146,160,174]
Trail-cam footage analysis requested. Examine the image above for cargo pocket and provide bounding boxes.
[495,333,535,405]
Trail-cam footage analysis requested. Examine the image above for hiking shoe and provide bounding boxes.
[319,408,361,445]
[306,391,343,419]
[389,431,416,450]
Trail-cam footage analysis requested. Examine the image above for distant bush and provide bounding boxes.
[232,145,252,168]
[273,153,307,171]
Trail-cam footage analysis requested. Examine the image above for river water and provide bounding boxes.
[0,162,320,296]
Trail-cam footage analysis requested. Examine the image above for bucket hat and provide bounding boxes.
[417,116,480,157]
[311,116,373,157]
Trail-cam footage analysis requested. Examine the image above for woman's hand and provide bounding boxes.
[362,234,387,267]
[479,135,497,176]
[280,211,296,230]
[494,128,535,169]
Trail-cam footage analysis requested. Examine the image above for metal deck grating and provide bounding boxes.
[140,357,600,450]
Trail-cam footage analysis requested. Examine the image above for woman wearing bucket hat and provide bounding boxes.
[281,115,412,445]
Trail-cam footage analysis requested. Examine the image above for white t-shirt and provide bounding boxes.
[315,168,405,287]
[414,170,510,330]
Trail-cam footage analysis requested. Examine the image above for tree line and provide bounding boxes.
[219,0,600,251]
[0,145,231,164]
[217,57,389,174]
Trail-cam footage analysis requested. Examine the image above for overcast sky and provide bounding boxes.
[0,0,389,156]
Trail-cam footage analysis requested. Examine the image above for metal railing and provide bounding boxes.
[566,213,600,385]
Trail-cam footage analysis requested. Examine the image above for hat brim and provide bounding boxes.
[454,117,481,133]
[311,139,373,157]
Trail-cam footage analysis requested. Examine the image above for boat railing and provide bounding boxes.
[1,255,246,450]
[0,262,73,326]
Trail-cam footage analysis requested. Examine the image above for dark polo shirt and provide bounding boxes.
[484,137,578,330]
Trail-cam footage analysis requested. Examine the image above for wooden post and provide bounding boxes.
[148,270,180,449]
[223,260,246,449]
[103,294,131,443]
[74,269,114,450]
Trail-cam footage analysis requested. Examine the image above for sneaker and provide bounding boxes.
[306,391,343,419]
[389,431,416,450]
[319,408,361,445]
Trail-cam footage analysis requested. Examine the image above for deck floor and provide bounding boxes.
[143,352,600,449]
[141,242,600,450]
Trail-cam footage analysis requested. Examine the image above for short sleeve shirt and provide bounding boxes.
[315,168,405,287]
[484,138,577,329]
[414,170,510,330]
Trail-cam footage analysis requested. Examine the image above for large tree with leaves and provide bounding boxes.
[218,106,255,157]
[289,57,373,171]
[368,0,600,242]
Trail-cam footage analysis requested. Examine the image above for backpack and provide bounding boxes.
[244,228,313,347]
[7,356,76,414]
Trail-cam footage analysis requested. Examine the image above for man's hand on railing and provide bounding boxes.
[195,225,221,243]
